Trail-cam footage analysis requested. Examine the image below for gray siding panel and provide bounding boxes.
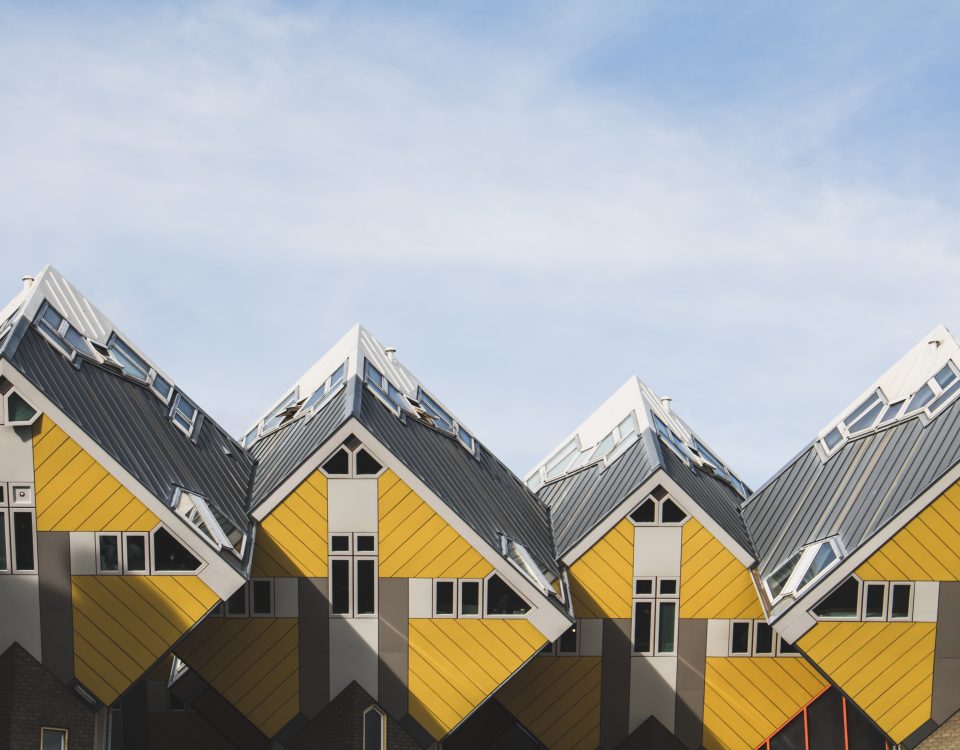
[299,578,330,718]
[378,578,409,720]
[37,531,73,684]
[674,619,706,750]
[600,618,631,749]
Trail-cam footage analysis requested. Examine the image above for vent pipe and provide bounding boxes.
[21,275,34,291]
[661,396,672,413]
[385,347,397,362]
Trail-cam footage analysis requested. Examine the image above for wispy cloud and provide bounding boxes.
[0,1,957,483]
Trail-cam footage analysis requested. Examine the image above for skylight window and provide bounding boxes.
[763,538,843,605]
[543,438,581,480]
[170,393,199,437]
[416,389,454,433]
[365,361,407,412]
[174,489,244,557]
[692,437,749,497]
[502,537,551,596]
[653,415,690,462]
[36,302,92,358]
[262,390,299,434]
[100,335,173,402]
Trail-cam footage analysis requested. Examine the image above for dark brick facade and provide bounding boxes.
[284,681,423,750]
[0,642,98,750]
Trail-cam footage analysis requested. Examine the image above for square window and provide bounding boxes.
[634,578,654,596]
[355,534,376,553]
[41,728,68,750]
[330,535,351,553]
[658,578,678,597]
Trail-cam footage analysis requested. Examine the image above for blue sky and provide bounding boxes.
[0,1,958,486]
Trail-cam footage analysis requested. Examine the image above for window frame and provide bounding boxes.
[763,537,843,605]
[433,579,457,618]
[169,393,200,437]
[557,621,580,656]
[458,579,483,619]
[811,575,862,621]
[329,552,354,618]
[40,726,69,750]
[10,508,37,574]
[753,621,776,656]
[250,579,275,617]
[353,556,378,618]
[729,620,753,657]
[0,508,10,574]
[4,391,40,427]
[888,582,914,621]
[862,581,889,621]
[122,532,150,575]
[362,705,386,750]
[654,599,678,655]
[225,585,248,617]
[628,494,688,528]
[631,598,655,656]
[149,525,206,575]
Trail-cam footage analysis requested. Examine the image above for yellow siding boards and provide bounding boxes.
[408,618,546,739]
[252,471,328,578]
[178,617,300,737]
[799,621,935,743]
[680,519,764,620]
[497,656,602,750]
[569,518,633,619]
[72,575,218,706]
[702,658,827,750]
[856,483,960,581]
[378,471,493,579]
[33,416,158,532]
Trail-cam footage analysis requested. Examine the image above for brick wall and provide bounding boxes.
[920,711,960,749]
[285,681,423,750]
[0,642,98,750]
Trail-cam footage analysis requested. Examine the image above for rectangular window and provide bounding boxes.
[331,558,352,615]
[355,559,377,616]
[730,621,752,655]
[754,622,774,655]
[0,511,7,573]
[124,534,148,574]
[363,707,385,750]
[41,727,68,750]
[12,510,35,572]
[460,580,481,617]
[656,601,677,654]
[251,579,273,616]
[170,393,199,436]
[778,638,801,656]
[226,587,247,616]
[864,582,887,620]
[658,578,679,597]
[434,580,455,617]
[633,601,653,654]
[890,583,913,620]
[558,623,578,655]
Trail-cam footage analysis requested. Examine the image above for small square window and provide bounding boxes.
[355,535,376,553]
[730,621,751,655]
[330,535,351,553]
[658,578,678,597]
[634,578,654,596]
[41,727,68,750]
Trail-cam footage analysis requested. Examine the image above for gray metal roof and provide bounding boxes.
[539,428,755,559]
[743,396,960,579]
[8,327,255,571]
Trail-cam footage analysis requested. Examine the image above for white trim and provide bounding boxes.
[888,581,914,621]
[458,579,483,618]
[328,556,353,617]
[753,620,775,656]
[353,556,378,618]
[728,620,752,657]
[122,532,149,575]
[862,581,888,620]
[0,363,243,599]
[631,599,655,656]
[654,599,678,656]
[9,508,37,574]
[432,579,457,618]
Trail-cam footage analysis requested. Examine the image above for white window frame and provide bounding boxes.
[433,579,457,618]
[329,533,353,555]
[654,599,679,656]
[169,393,199,437]
[763,537,844,604]
[811,575,863,621]
[122,532,150,575]
[776,636,802,657]
[0,508,10,574]
[628,494,688,528]
[458,579,483,619]
[354,447,386,478]
[362,705,386,750]
[729,620,753,657]
[320,447,352,478]
[658,497,689,527]
[862,581,889,621]
[753,620,776,656]
[631,598,655,656]
[149,525,206,576]
[888,582,914,621]
[250,579,275,617]
[173,488,234,553]
[329,555,354,618]
[40,727,69,750]
[657,577,680,598]
[10,508,37,574]
[4,391,40,427]
[353,556,378,618]
[634,577,655,597]
[354,532,378,556]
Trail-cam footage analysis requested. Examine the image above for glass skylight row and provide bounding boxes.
[763,537,842,605]
[244,362,347,447]
[651,414,749,497]
[821,361,960,454]
[526,412,642,492]
[174,488,245,558]
[362,359,476,453]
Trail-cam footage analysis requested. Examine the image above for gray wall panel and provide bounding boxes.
[932,582,960,723]
[674,619,706,750]
[299,577,330,718]
[379,577,409,720]
[37,531,73,684]
[600,618,631,749]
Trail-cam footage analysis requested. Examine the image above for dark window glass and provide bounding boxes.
[331,535,351,552]
[630,499,656,524]
[323,448,350,475]
[0,514,7,571]
[363,708,383,750]
[252,580,272,615]
[755,622,774,655]
[356,559,376,615]
[806,688,844,750]
[227,587,247,616]
[890,583,912,618]
[435,581,454,615]
[41,728,67,750]
[355,449,383,475]
[769,711,805,750]
[99,534,120,572]
[846,694,889,750]
[633,601,652,653]
[658,579,678,596]
[779,639,800,655]
[460,581,480,616]
[356,535,375,552]
[813,577,860,618]
[331,559,351,614]
[731,622,751,654]
[657,602,676,653]
[126,535,147,572]
[7,392,37,423]
[486,574,530,615]
[13,511,34,571]
[153,528,201,571]
[661,498,687,523]
[558,624,578,654]
[635,579,653,596]
[865,583,886,618]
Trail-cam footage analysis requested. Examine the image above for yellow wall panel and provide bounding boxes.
[408,618,546,739]
[33,416,158,532]
[798,621,935,743]
[569,518,633,619]
[72,575,218,706]
[177,617,300,738]
[702,658,827,750]
[379,471,493,579]
[497,656,601,750]
[856,483,960,581]
[252,471,328,578]
[680,519,763,620]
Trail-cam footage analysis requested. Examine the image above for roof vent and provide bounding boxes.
[384,346,397,362]
[21,275,34,291]
[661,396,672,413]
